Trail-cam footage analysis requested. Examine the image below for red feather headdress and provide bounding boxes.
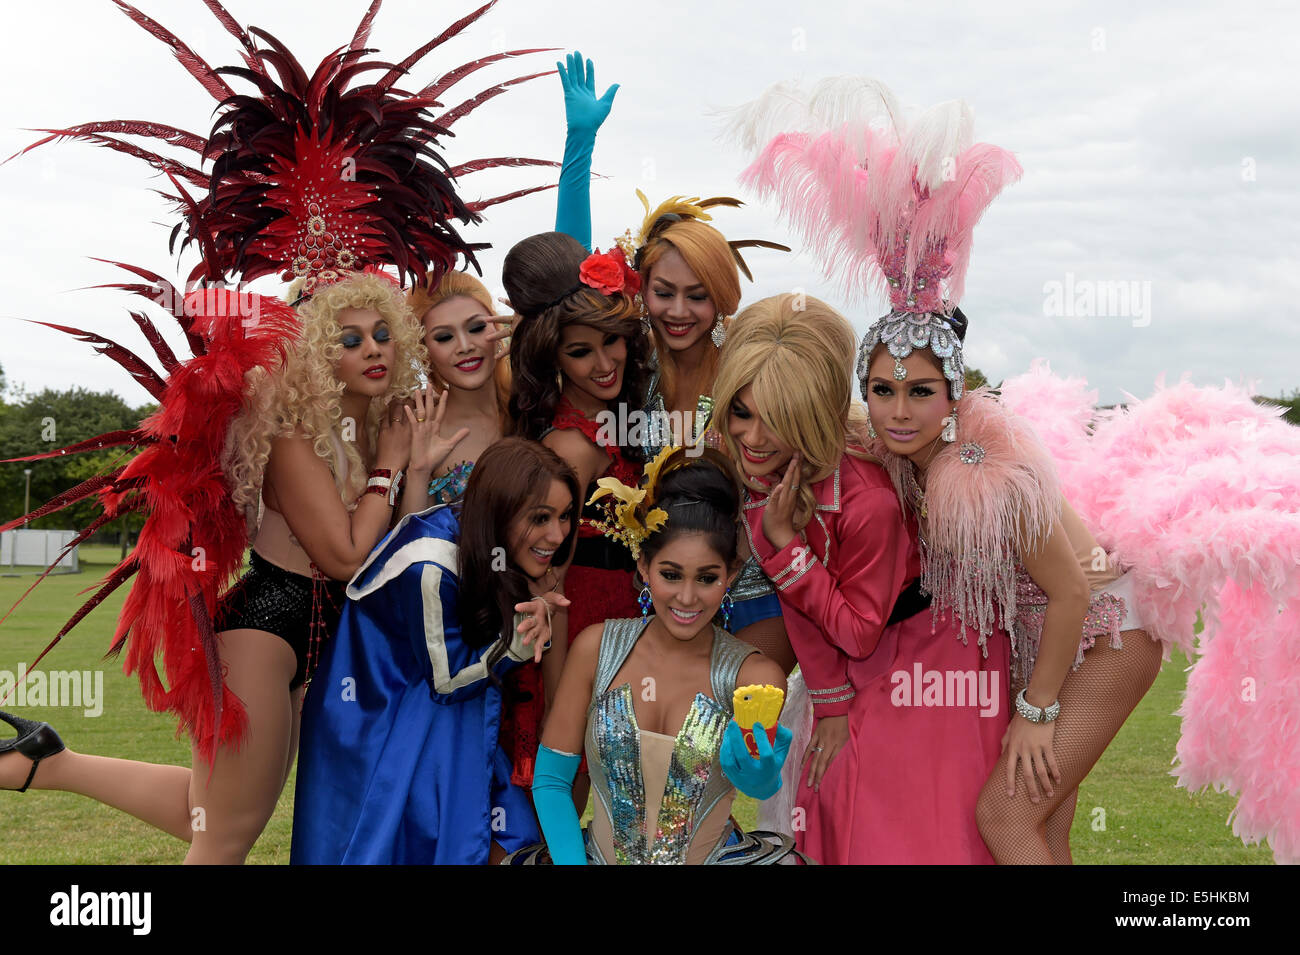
[1,0,557,761]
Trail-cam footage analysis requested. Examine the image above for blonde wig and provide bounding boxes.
[639,218,741,412]
[223,270,428,523]
[407,270,512,420]
[712,293,873,529]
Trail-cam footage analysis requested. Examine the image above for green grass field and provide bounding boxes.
[0,545,1274,864]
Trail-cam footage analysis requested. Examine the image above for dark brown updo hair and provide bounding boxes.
[638,448,742,568]
[502,231,648,454]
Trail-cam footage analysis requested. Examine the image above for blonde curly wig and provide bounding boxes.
[223,271,428,524]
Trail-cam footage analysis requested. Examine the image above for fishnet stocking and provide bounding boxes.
[1046,788,1077,864]
[976,629,1163,864]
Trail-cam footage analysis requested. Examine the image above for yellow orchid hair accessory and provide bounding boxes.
[586,446,747,559]
[586,478,667,559]
[585,444,676,556]
[640,443,679,501]
[585,445,681,559]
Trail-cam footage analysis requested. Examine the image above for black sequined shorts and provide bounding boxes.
[214,552,345,690]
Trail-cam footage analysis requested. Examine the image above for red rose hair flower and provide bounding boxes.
[579,247,641,297]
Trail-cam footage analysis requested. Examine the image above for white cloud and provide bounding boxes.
[1,0,1295,410]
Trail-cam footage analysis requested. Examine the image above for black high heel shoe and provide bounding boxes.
[0,710,65,792]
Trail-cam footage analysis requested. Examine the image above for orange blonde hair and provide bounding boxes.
[408,270,512,424]
[639,218,741,411]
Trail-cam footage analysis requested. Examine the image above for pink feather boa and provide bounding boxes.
[1000,360,1300,657]
[1001,359,1300,864]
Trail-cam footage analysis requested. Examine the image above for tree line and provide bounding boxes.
[0,360,153,549]
[0,359,1295,543]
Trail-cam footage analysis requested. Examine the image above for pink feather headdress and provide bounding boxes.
[726,77,1021,399]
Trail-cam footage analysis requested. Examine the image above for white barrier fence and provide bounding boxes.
[1,528,80,572]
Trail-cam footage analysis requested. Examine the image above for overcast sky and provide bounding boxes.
[1,0,1296,409]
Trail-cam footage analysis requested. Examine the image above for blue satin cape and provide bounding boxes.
[291,505,539,864]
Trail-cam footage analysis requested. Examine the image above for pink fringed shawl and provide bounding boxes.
[872,388,1062,650]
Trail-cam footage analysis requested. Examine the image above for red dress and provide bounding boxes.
[499,397,643,786]
[744,452,1009,864]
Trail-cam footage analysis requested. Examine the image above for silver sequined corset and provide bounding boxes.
[640,368,716,460]
[730,489,782,604]
[584,617,757,865]
[731,555,776,603]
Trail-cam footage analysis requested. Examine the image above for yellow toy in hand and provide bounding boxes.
[733,684,785,758]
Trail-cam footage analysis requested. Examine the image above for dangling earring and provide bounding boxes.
[638,585,653,619]
[555,370,564,394]
[867,414,877,439]
[711,315,727,348]
[719,588,734,630]
[941,407,958,443]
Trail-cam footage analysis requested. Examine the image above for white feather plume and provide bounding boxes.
[719,79,823,152]
[900,99,975,190]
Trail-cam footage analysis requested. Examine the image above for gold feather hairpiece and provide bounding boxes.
[614,189,790,281]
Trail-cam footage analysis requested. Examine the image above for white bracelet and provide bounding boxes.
[1015,687,1061,724]
[365,472,402,506]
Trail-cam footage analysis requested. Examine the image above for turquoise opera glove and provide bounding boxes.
[532,744,587,865]
[719,720,793,801]
[554,50,619,251]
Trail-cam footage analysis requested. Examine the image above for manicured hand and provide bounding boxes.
[557,50,618,134]
[375,399,413,472]
[760,453,801,550]
[720,719,792,801]
[405,387,470,476]
[1002,715,1061,804]
[515,591,572,663]
[802,713,848,792]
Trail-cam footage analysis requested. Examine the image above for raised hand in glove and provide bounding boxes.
[720,719,792,801]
